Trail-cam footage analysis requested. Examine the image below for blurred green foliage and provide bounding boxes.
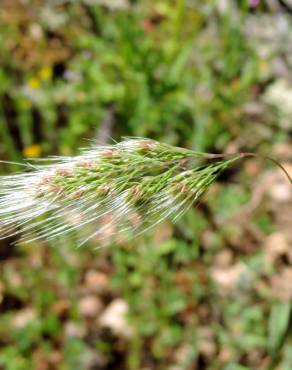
[0,0,259,160]
[0,1,291,370]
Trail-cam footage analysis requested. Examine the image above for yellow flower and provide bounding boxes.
[23,144,41,158]
[27,78,40,90]
[257,60,268,72]
[39,66,52,81]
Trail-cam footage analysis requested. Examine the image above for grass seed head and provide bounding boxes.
[0,137,255,245]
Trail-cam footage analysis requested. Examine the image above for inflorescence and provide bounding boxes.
[0,138,282,246]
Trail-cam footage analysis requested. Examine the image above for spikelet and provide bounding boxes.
[0,138,244,245]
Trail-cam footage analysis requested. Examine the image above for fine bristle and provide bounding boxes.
[0,138,240,246]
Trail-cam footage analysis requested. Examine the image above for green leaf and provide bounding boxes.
[268,302,291,354]
[224,365,250,370]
